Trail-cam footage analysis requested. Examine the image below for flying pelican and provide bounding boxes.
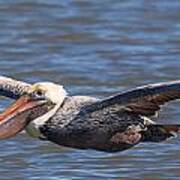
[0,76,180,152]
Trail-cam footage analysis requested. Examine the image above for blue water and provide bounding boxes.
[0,0,180,179]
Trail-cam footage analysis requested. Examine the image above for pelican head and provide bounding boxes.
[0,81,67,140]
[29,82,67,105]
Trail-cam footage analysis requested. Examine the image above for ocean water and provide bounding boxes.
[0,0,180,179]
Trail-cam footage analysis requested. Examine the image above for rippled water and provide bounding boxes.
[0,0,180,179]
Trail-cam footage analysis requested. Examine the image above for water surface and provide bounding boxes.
[0,0,180,179]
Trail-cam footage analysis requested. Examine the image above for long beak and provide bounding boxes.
[0,95,50,140]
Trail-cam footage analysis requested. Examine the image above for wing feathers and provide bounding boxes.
[84,81,180,117]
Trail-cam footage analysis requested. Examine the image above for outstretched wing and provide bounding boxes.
[0,76,31,99]
[81,81,180,117]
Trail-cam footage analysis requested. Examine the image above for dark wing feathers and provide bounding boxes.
[82,81,180,117]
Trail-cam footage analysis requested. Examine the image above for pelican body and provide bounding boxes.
[0,76,180,152]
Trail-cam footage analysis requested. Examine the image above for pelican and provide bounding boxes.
[0,76,180,152]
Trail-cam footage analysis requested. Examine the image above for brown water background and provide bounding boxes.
[0,0,180,179]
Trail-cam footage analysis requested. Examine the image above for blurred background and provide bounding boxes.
[0,0,180,179]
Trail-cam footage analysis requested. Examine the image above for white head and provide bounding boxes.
[29,82,67,105]
[26,82,67,138]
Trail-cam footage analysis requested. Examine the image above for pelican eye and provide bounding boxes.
[36,90,43,96]
[31,89,45,99]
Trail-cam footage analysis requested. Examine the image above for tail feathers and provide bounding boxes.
[141,124,180,142]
